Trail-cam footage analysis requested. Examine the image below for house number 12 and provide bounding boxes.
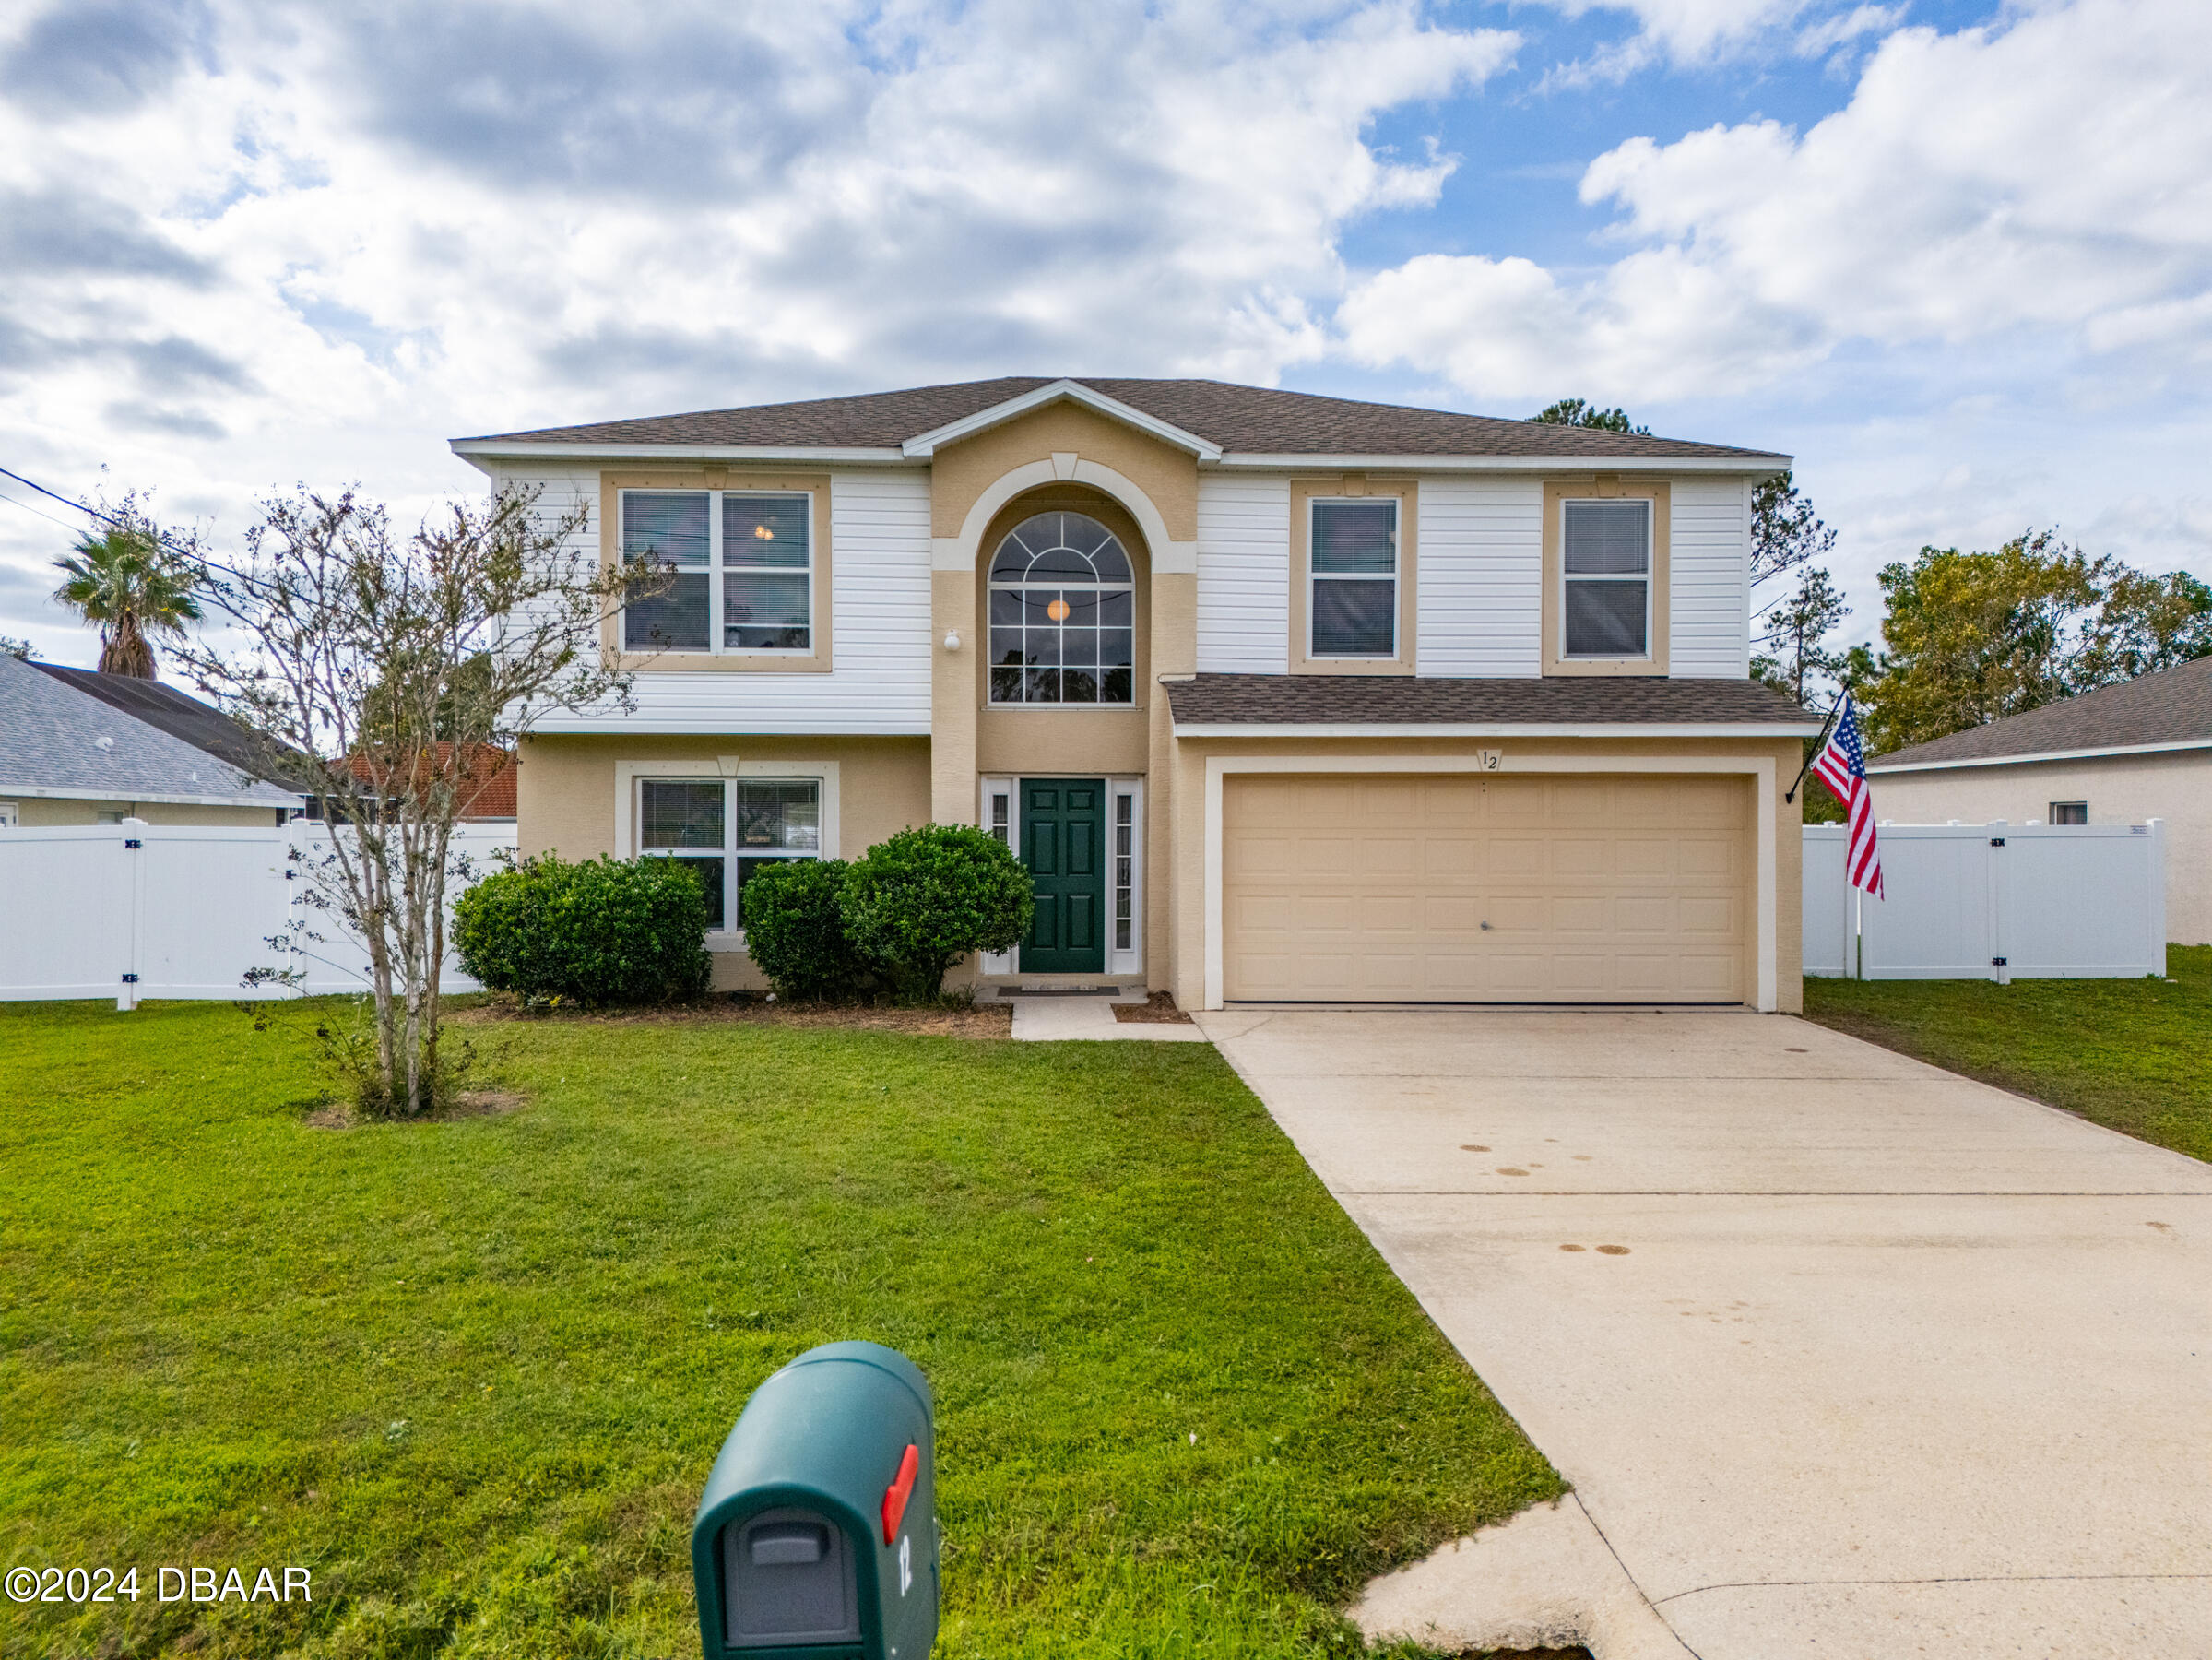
[1476,750,1503,771]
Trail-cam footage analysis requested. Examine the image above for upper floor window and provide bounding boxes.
[621,491,811,654]
[1308,500,1398,658]
[1561,499,1651,658]
[988,513,1134,706]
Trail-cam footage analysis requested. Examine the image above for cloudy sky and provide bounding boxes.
[2,0,2207,665]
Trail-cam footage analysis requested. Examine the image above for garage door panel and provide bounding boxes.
[1360,837,1420,878]
[1223,772,1749,1003]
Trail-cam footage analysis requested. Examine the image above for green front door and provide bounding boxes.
[1020,778,1106,974]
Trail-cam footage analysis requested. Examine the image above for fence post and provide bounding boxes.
[2145,819,2167,978]
[117,817,148,1011]
[1987,822,2009,985]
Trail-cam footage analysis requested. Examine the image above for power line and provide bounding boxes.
[0,488,90,536]
[0,465,128,531]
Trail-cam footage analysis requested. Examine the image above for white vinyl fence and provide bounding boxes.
[1804,820,2167,980]
[0,820,517,1007]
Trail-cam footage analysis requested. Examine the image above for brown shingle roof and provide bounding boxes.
[460,377,1782,461]
[1871,658,2212,769]
[1165,673,1823,727]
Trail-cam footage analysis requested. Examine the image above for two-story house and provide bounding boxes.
[452,377,1822,1012]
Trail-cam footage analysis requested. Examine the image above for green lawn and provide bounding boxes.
[0,1001,1559,1659]
[1804,943,2212,1163]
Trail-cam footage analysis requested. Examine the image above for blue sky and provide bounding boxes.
[1,0,2206,666]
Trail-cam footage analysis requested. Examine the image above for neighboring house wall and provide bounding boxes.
[495,462,934,736]
[8,799,284,827]
[1871,749,2212,943]
[516,731,932,990]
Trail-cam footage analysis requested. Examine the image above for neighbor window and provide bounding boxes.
[988,512,1134,706]
[1561,499,1651,658]
[638,777,820,931]
[621,491,811,653]
[2050,801,2088,825]
[1308,500,1397,658]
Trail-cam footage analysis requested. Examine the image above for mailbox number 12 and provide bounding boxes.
[898,1533,912,1595]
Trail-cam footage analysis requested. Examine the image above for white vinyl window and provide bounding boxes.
[988,512,1135,706]
[638,777,821,932]
[621,491,812,654]
[1308,499,1398,658]
[2049,801,2088,825]
[1561,499,1652,658]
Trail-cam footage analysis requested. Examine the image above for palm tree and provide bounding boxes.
[52,527,203,677]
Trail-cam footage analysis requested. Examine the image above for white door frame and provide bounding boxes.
[980,774,1145,977]
[1202,753,1778,1012]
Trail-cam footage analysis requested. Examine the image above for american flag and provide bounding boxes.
[1811,693,1885,899]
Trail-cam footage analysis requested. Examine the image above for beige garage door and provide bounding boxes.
[1224,773,1749,1002]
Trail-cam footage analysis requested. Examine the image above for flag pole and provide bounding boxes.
[1785,694,1846,804]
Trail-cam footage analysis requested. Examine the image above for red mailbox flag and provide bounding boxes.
[881,1441,919,1544]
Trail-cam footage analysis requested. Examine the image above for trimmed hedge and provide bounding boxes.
[840,824,1033,1002]
[739,858,874,1002]
[454,853,711,1007]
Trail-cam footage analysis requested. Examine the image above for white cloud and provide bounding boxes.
[1793,3,1904,57]
[1529,0,1874,84]
[0,0,1516,657]
[1343,0,2212,401]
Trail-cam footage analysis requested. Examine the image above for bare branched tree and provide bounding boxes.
[177,485,639,1116]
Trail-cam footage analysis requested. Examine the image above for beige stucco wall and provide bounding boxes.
[516,732,933,990]
[5,797,288,826]
[925,404,1200,991]
[1871,750,2212,943]
[927,402,1199,542]
[1166,733,1804,1014]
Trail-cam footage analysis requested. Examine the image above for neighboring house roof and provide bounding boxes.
[1870,658,2212,771]
[0,656,302,807]
[455,376,1785,464]
[30,660,313,784]
[1165,673,1825,731]
[343,743,517,819]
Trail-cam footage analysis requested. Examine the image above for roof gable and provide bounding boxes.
[899,379,1222,460]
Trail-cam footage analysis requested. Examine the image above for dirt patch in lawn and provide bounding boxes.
[1113,991,1194,1024]
[455,997,1012,1038]
[302,1088,531,1131]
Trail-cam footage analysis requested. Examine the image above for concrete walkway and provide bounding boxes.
[1197,1007,2212,1659]
[1007,994,1211,1041]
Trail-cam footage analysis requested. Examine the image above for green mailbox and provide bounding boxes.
[691,1341,939,1660]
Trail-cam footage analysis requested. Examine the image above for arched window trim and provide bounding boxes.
[987,512,1136,707]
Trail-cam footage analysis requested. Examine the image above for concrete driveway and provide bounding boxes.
[1197,1007,2212,1659]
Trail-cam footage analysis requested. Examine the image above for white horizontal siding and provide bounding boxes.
[1669,477,1752,679]
[1416,476,1543,677]
[497,464,933,734]
[1196,474,1289,674]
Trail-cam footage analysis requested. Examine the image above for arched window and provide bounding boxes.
[988,512,1135,705]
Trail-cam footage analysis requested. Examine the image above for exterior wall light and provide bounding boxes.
[943,630,961,652]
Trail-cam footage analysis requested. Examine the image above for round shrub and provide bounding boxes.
[838,824,1034,1002]
[739,857,873,1001]
[455,852,712,1007]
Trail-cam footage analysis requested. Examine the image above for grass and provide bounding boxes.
[0,999,1560,1659]
[1804,943,2212,1163]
